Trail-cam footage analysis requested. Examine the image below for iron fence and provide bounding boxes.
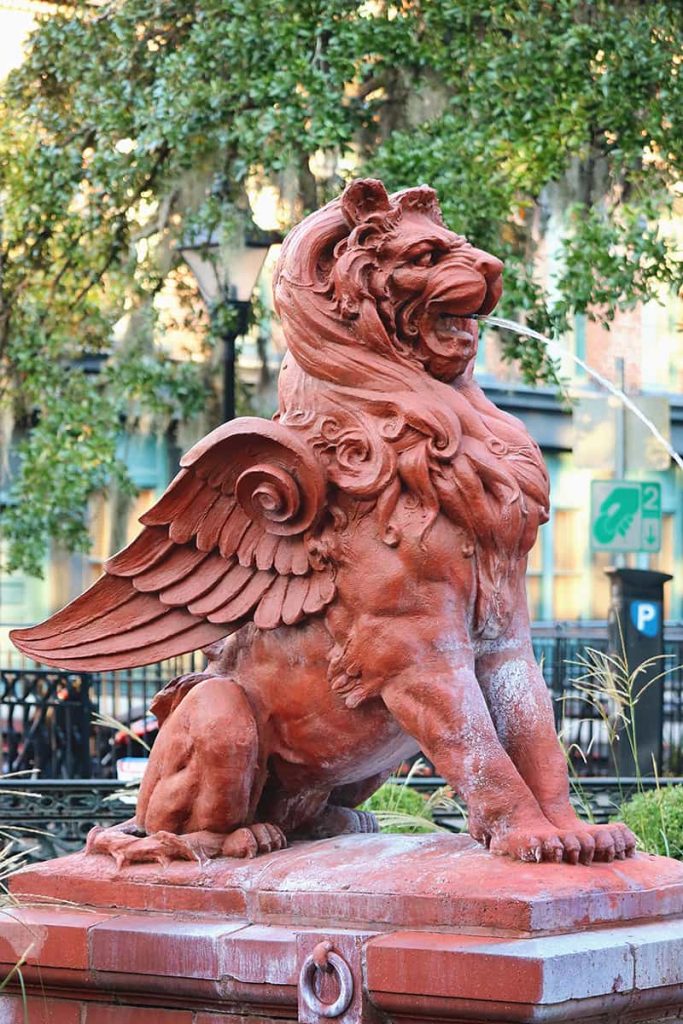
[533,622,683,777]
[1,623,682,780]
[1,649,204,779]
[0,778,133,861]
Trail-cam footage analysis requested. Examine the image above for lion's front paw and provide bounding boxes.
[489,824,607,865]
[489,827,563,864]
[543,810,638,863]
[559,821,636,863]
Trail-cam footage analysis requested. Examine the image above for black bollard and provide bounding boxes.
[606,568,672,777]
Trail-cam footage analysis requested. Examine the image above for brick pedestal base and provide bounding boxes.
[3,834,683,1023]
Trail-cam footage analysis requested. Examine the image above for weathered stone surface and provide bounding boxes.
[10,836,683,935]
[3,837,683,1023]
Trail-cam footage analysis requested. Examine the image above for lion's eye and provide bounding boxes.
[412,251,433,267]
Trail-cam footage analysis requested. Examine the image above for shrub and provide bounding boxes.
[616,785,683,858]
[360,783,438,834]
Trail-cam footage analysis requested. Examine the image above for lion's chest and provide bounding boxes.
[337,506,478,619]
[336,500,528,643]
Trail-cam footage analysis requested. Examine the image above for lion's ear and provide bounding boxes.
[394,185,445,225]
[341,179,391,225]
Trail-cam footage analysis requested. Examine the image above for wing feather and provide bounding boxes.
[303,570,336,615]
[158,552,228,606]
[168,489,219,544]
[273,538,299,575]
[281,575,309,626]
[10,575,136,643]
[237,521,263,567]
[11,577,226,667]
[105,527,175,577]
[196,497,235,552]
[208,570,275,623]
[11,417,336,672]
[290,542,309,576]
[254,532,280,571]
[253,574,289,630]
[186,561,250,616]
[22,591,167,653]
[31,608,203,660]
[132,546,209,593]
[25,619,231,672]
[140,470,204,526]
[218,504,251,558]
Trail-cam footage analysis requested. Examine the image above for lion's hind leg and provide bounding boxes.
[291,773,389,839]
[87,676,285,866]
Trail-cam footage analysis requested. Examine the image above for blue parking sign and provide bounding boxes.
[630,600,661,638]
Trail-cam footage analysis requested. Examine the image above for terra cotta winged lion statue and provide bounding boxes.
[12,179,636,868]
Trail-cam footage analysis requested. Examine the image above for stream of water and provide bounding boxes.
[476,314,683,474]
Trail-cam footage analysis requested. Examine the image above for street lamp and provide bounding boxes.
[178,225,276,422]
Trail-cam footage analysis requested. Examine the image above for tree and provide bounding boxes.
[1,0,681,575]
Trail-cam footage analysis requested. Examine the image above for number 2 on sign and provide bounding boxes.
[642,485,660,513]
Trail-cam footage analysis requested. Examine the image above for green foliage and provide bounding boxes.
[563,639,683,856]
[563,642,680,780]
[2,351,209,576]
[1,0,681,572]
[360,782,437,834]
[369,0,683,346]
[617,786,683,859]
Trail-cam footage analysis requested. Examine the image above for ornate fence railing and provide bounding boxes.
[1,623,682,780]
[1,649,204,779]
[0,778,132,861]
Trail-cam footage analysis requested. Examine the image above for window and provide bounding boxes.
[552,509,583,620]
[526,533,544,620]
[590,551,612,619]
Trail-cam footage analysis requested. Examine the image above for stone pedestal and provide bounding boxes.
[3,834,683,1023]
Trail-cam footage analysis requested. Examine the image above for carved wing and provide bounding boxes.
[10,418,334,671]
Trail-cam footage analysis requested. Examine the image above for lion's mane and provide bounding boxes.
[273,180,549,637]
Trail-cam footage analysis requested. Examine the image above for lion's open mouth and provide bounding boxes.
[418,312,478,380]
[435,313,476,348]
[438,311,475,339]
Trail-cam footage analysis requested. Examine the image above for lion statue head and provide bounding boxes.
[273,179,548,637]
[274,177,503,387]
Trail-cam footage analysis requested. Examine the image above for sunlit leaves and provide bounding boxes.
[1,0,681,573]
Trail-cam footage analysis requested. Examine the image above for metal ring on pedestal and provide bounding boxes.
[298,949,354,1018]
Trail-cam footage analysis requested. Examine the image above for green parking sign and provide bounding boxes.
[590,481,661,552]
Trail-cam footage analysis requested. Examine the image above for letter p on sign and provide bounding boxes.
[630,601,660,638]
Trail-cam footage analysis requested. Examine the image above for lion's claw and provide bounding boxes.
[84,822,287,868]
[490,818,638,865]
[490,827,588,864]
[581,822,637,862]
[221,824,287,858]
[354,810,380,833]
[544,816,637,864]
[86,827,200,867]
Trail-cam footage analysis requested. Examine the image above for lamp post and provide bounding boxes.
[178,227,274,422]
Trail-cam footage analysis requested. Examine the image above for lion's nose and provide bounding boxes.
[470,248,503,315]
[471,248,504,282]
